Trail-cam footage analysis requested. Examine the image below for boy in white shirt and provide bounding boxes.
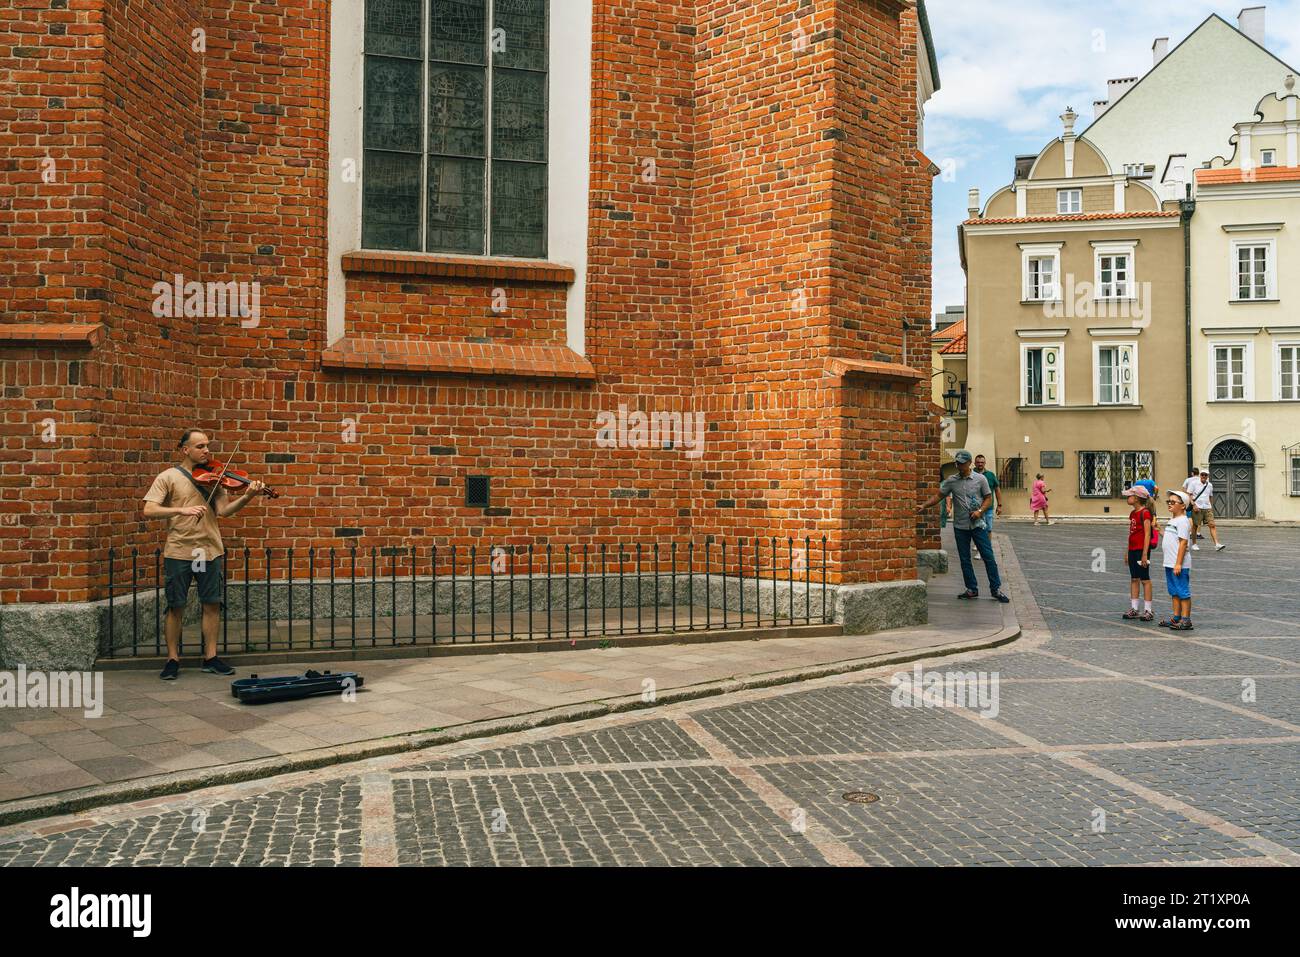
[1160,490,1194,630]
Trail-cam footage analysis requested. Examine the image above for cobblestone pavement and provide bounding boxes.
[1,525,1297,866]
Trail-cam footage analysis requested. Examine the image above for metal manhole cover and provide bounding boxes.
[842,791,880,804]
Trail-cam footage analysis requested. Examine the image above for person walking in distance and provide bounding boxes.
[1122,486,1158,621]
[1030,474,1053,525]
[1188,466,1225,552]
[917,450,1010,603]
[1181,467,1201,540]
[1160,490,1194,630]
[142,430,266,680]
[972,455,1002,561]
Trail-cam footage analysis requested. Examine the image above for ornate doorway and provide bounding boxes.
[1208,440,1256,519]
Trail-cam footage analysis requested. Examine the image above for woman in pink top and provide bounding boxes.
[1030,474,1053,525]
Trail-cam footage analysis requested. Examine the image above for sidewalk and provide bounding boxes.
[0,539,1019,825]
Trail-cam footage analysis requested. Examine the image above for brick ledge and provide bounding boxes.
[0,323,105,347]
[826,357,927,382]
[342,250,576,284]
[321,337,596,381]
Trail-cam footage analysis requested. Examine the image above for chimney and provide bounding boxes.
[1108,77,1139,105]
[1094,99,1110,120]
[1152,37,1169,66]
[1238,7,1265,46]
[967,187,981,219]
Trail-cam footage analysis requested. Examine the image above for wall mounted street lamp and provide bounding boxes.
[932,370,962,417]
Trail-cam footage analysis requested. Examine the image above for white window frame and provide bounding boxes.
[326,1,593,349]
[1261,148,1277,167]
[1057,188,1083,214]
[1092,341,1139,405]
[1290,452,1300,496]
[1230,238,1277,302]
[1208,340,1254,401]
[1020,341,1065,407]
[1021,243,1062,302]
[1093,242,1136,300]
[1275,340,1300,401]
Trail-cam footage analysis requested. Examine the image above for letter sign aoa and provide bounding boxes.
[49,887,152,938]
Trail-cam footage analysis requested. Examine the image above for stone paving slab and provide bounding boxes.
[1085,743,1300,853]
[755,754,1256,866]
[0,563,1015,824]
[1,527,1298,867]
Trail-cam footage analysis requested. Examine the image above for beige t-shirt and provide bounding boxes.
[143,466,227,561]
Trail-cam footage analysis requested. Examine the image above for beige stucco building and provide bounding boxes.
[960,111,1190,517]
[1190,85,1300,520]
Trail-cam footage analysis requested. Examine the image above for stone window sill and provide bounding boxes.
[1016,404,1143,411]
[342,250,576,285]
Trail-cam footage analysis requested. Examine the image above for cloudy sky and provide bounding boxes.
[924,0,1300,319]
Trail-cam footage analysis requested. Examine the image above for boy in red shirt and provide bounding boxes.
[1123,486,1158,621]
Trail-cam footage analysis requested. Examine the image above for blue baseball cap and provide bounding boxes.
[953,450,973,464]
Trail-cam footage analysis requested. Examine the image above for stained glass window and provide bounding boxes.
[362,0,548,255]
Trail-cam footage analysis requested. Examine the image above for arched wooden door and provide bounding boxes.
[1208,440,1256,518]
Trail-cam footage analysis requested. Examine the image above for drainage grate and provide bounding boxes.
[842,791,880,805]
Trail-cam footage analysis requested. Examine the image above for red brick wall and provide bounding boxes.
[0,0,937,603]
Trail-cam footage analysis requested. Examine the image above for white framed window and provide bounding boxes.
[1021,244,1062,302]
[1289,448,1300,496]
[1057,189,1082,214]
[1094,244,1134,299]
[1209,341,1253,401]
[327,1,593,347]
[1093,341,1138,405]
[1276,342,1300,401]
[1077,451,1113,497]
[1261,149,1277,167]
[1021,342,1064,407]
[1231,239,1276,301]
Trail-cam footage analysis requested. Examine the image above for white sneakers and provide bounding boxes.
[1192,544,1200,551]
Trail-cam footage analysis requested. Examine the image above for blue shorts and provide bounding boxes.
[1164,566,1191,600]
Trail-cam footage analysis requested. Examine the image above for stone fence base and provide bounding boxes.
[0,574,927,670]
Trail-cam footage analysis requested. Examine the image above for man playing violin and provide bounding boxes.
[141,429,265,680]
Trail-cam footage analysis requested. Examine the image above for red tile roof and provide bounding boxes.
[1196,165,1300,184]
[932,317,965,342]
[963,211,1181,226]
[939,333,967,355]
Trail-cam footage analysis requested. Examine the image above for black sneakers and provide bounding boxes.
[159,659,180,681]
[201,656,235,676]
[993,591,1010,604]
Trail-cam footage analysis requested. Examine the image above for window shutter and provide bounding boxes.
[1043,346,1060,404]
[1117,345,1135,404]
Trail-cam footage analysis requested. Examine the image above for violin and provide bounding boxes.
[192,458,280,499]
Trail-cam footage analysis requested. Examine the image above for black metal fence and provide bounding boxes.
[101,537,833,658]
